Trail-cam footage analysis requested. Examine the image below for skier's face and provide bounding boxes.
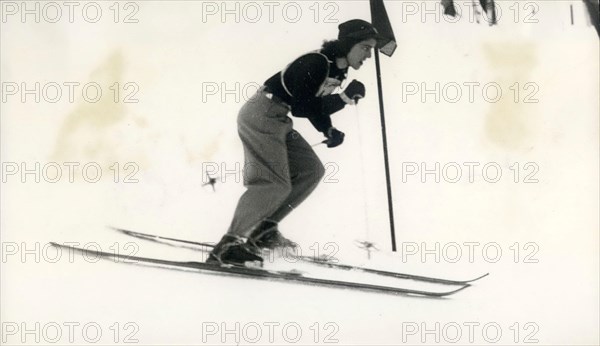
[346,38,377,70]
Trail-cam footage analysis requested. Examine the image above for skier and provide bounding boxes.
[208,19,383,265]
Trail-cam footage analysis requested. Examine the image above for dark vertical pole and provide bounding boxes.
[374,50,397,252]
[570,4,574,25]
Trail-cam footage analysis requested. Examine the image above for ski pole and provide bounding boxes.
[311,140,328,147]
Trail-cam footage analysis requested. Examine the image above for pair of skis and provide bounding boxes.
[52,228,488,297]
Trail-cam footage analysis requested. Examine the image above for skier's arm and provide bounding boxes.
[321,94,347,116]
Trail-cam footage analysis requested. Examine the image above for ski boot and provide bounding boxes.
[206,234,263,266]
[248,220,297,251]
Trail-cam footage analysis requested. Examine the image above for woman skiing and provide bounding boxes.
[208,19,383,265]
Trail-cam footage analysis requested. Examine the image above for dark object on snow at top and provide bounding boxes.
[583,0,600,37]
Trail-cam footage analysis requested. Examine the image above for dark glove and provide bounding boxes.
[342,80,366,104]
[325,127,345,148]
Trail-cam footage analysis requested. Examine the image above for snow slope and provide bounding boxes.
[1,1,598,345]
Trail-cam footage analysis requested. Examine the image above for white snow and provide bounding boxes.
[1,1,598,345]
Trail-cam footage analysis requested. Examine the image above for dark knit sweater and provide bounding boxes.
[263,50,349,133]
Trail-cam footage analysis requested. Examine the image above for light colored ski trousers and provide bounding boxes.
[227,87,325,237]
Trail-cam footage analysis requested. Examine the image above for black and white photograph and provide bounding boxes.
[1,0,599,344]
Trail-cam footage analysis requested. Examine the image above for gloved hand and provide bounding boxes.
[325,127,345,148]
[342,80,366,104]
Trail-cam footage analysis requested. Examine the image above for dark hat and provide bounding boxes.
[338,19,382,42]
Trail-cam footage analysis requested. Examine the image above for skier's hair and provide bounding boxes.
[321,38,363,59]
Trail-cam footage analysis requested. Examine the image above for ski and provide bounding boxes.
[112,227,489,285]
[50,242,469,298]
